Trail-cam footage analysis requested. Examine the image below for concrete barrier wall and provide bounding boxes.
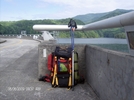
[0,35,17,38]
[38,40,86,78]
[86,45,134,100]
[0,35,42,40]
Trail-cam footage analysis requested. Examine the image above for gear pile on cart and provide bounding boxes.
[39,19,85,90]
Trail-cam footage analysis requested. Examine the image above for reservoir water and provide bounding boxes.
[57,38,129,53]
[57,38,127,44]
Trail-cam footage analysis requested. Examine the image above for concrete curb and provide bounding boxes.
[33,39,57,43]
[33,39,43,43]
[0,40,7,43]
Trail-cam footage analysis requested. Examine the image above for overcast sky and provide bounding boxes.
[0,0,134,21]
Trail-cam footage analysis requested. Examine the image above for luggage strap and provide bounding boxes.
[70,27,74,50]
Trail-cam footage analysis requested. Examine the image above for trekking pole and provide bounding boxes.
[70,27,75,91]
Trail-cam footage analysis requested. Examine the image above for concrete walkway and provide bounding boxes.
[0,46,99,100]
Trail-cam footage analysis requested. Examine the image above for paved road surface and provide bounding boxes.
[0,39,99,100]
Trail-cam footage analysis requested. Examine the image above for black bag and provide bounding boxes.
[55,46,72,58]
[68,19,77,29]
[57,74,70,87]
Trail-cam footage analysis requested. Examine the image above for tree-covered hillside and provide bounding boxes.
[0,18,84,36]
[0,19,101,38]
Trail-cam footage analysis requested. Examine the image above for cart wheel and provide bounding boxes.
[72,87,74,91]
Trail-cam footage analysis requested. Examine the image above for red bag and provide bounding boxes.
[39,74,51,82]
[47,53,53,71]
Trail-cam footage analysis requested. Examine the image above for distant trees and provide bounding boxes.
[0,19,126,38]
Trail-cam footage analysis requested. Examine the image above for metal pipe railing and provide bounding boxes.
[33,25,83,31]
[82,11,134,30]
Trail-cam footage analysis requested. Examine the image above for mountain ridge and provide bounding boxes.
[73,9,134,24]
